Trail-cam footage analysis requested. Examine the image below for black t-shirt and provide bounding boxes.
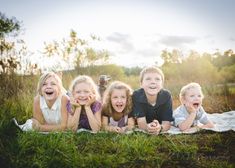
[132,88,173,124]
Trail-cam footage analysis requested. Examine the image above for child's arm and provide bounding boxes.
[178,111,197,131]
[85,105,101,132]
[177,103,198,131]
[102,116,123,133]
[197,108,214,129]
[33,96,45,124]
[118,117,136,133]
[67,106,82,131]
[161,121,171,132]
[36,95,69,131]
[198,120,214,129]
[127,117,135,131]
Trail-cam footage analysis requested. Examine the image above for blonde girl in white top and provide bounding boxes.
[32,72,69,132]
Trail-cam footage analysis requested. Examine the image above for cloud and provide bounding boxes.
[106,32,134,53]
[136,48,160,58]
[230,37,235,42]
[105,32,164,67]
[106,32,129,42]
[159,35,198,47]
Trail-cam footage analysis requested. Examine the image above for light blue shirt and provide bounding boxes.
[173,105,209,127]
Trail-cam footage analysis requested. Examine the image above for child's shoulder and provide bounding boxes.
[174,105,184,113]
[173,105,187,117]
[91,100,102,112]
[61,94,69,100]
[133,88,144,96]
[34,95,40,102]
[159,89,172,96]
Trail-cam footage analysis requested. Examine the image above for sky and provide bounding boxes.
[1,0,235,68]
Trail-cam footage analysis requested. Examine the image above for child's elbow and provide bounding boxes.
[207,122,215,128]
[93,124,101,133]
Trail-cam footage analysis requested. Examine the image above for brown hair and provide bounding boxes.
[102,81,133,116]
[140,66,164,83]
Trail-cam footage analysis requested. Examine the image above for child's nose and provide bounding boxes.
[78,92,85,97]
[150,79,156,83]
[47,84,52,88]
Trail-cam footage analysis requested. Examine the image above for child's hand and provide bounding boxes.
[113,126,126,133]
[70,97,81,107]
[69,97,81,115]
[85,94,95,106]
[32,119,41,131]
[147,120,161,134]
[185,103,197,114]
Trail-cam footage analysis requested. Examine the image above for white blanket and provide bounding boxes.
[167,111,235,134]
[13,111,235,134]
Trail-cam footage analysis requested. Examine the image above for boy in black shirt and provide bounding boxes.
[132,66,173,134]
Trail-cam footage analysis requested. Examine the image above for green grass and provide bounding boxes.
[0,119,234,168]
[0,74,234,167]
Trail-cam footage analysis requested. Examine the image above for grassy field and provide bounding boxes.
[0,74,235,167]
[0,118,234,168]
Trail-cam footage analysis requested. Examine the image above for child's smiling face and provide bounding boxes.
[73,82,93,105]
[141,72,163,96]
[111,88,127,113]
[41,76,59,101]
[182,87,203,110]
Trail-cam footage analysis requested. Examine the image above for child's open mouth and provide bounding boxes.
[45,91,54,95]
[116,104,123,108]
[193,103,199,108]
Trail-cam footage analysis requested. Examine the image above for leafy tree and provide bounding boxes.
[211,49,235,70]
[77,64,125,80]
[0,13,37,103]
[220,64,235,83]
[42,30,109,70]
[162,49,220,85]
[161,49,182,65]
[0,12,37,75]
[0,12,21,74]
[0,12,21,38]
[122,66,142,76]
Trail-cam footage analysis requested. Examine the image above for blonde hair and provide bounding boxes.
[37,72,63,96]
[102,81,133,116]
[179,82,204,103]
[69,75,100,101]
[140,66,164,83]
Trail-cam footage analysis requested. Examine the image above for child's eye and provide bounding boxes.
[145,77,151,81]
[42,82,47,86]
